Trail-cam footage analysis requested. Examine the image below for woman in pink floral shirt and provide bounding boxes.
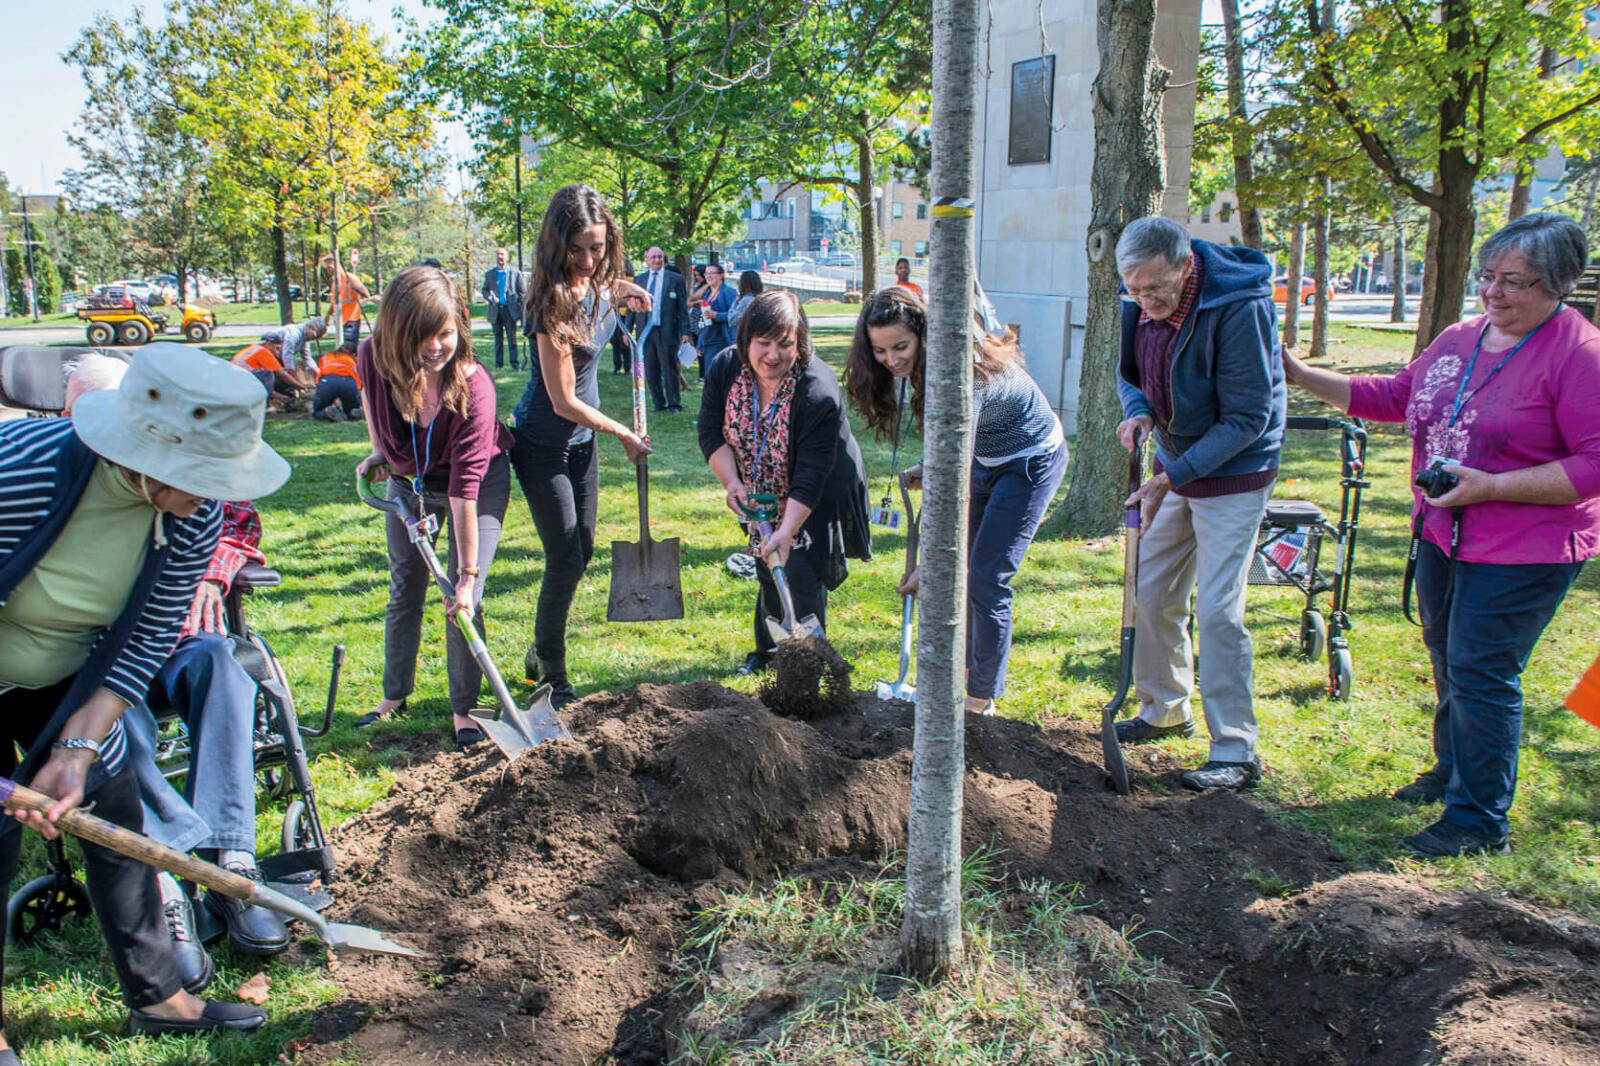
[1285,214,1600,858]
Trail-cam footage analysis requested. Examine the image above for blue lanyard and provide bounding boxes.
[409,415,435,495]
[1448,308,1558,428]
[751,385,782,475]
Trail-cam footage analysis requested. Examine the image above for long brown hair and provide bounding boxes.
[844,285,1025,439]
[369,266,475,420]
[525,184,624,351]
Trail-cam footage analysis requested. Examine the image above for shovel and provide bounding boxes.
[358,473,571,759]
[875,470,919,704]
[741,496,823,645]
[1101,429,1145,796]
[608,334,684,621]
[0,776,419,957]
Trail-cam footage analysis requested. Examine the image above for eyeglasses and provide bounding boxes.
[1122,274,1186,302]
[1476,272,1537,293]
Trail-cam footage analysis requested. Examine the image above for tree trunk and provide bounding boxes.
[272,219,293,326]
[1508,165,1532,222]
[1220,0,1260,249]
[1390,206,1406,323]
[1417,186,1474,354]
[1412,199,1441,358]
[899,0,979,986]
[856,117,879,294]
[1283,217,1305,348]
[1058,0,1168,536]
[1580,170,1598,235]
[1310,178,1330,359]
[371,203,383,294]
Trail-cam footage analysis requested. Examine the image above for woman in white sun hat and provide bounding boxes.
[0,342,288,1058]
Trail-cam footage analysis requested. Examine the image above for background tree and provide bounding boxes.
[1057,0,1168,535]
[901,0,978,982]
[1220,0,1262,248]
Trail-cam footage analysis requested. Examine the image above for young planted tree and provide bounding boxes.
[899,0,979,984]
[1058,0,1168,536]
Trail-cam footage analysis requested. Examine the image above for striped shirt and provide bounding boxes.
[0,419,222,769]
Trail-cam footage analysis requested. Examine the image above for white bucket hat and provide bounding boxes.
[70,342,291,502]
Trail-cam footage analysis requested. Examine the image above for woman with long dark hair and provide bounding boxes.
[845,284,1066,716]
[353,266,514,751]
[513,185,652,704]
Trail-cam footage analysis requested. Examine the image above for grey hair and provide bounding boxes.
[1116,216,1194,274]
[63,352,128,415]
[1478,212,1587,298]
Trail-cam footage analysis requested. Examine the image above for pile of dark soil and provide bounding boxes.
[300,683,1600,1065]
[758,635,853,719]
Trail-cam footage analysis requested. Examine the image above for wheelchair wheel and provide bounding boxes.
[1331,648,1354,701]
[258,765,293,802]
[282,800,313,855]
[7,874,92,945]
[1299,610,1327,662]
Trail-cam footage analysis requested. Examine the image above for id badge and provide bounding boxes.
[871,506,902,529]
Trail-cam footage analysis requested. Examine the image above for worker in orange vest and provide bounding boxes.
[321,254,375,349]
[230,340,304,409]
[311,341,363,422]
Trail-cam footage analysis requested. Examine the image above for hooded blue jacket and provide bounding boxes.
[1116,238,1285,488]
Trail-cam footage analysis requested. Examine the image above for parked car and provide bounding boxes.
[256,279,304,303]
[57,291,84,313]
[766,256,816,275]
[1272,276,1316,305]
[817,251,858,267]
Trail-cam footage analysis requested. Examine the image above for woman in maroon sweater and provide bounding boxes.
[353,266,514,750]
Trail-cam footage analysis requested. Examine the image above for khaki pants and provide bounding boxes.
[1132,483,1272,763]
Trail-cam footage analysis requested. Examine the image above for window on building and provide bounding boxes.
[1201,203,1211,223]
[914,240,929,256]
[1219,201,1234,222]
[916,203,928,219]
[890,240,903,256]
[785,200,796,218]
[892,201,904,220]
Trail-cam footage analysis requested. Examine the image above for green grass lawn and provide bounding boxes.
[4,322,1596,1062]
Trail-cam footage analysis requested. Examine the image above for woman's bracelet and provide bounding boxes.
[458,565,481,578]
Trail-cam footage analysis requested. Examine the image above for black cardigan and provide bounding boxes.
[698,347,870,559]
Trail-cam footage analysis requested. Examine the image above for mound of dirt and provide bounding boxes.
[300,683,1600,1066]
[757,636,854,720]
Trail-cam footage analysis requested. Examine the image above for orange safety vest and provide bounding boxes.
[1567,650,1600,730]
[231,343,283,373]
[317,350,361,387]
[333,269,364,327]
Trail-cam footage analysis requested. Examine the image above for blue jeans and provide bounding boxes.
[312,374,361,419]
[1416,541,1584,837]
[966,446,1068,700]
[137,633,261,853]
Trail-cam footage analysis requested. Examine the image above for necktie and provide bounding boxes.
[649,271,662,327]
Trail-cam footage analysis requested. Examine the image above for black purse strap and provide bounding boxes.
[1402,506,1462,627]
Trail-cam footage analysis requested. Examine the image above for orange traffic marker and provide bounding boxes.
[1566,650,1600,730]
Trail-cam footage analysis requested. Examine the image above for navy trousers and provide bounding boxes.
[1415,541,1584,837]
[966,446,1067,700]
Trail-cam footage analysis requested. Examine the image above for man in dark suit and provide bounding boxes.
[481,247,526,370]
[626,245,691,413]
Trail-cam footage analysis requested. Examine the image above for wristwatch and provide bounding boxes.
[53,737,105,760]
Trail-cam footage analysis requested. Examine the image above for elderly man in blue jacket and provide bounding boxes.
[1112,216,1286,792]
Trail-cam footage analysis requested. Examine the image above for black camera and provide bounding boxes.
[1415,459,1460,499]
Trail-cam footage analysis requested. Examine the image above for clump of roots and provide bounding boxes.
[759,637,855,720]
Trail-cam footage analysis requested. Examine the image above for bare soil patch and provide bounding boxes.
[299,682,1600,1065]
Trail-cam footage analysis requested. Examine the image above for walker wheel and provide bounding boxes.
[7,874,92,945]
[1331,648,1354,701]
[1299,610,1327,662]
[282,799,313,855]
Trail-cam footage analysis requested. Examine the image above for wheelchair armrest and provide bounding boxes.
[234,563,282,590]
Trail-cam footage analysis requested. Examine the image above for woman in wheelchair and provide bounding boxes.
[0,344,288,1057]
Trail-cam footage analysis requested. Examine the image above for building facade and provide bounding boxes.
[974,0,1201,434]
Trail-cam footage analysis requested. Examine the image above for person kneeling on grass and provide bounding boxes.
[230,338,304,411]
[312,340,364,422]
[1283,212,1600,859]
[64,363,290,995]
[700,289,871,676]
[0,344,287,1059]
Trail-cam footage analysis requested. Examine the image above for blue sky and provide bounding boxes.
[1,0,1226,199]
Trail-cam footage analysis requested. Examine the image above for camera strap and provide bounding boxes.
[1402,506,1463,627]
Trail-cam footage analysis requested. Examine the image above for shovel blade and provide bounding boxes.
[608,536,684,621]
[506,683,573,744]
[875,680,916,704]
[471,712,537,759]
[326,921,424,957]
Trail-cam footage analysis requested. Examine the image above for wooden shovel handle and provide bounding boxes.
[0,779,258,900]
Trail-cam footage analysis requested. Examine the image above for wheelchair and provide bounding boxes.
[0,345,127,420]
[1246,415,1370,700]
[5,556,345,946]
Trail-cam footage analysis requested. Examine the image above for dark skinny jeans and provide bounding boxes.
[510,434,598,672]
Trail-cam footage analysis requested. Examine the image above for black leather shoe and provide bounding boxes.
[736,651,771,676]
[1400,819,1509,858]
[204,865,290,956]
[129,1000,267,1035]
[547,679,578,709]
[454,726,485,752]
[1393,766,1448,804]
[163,889,214,994]
[355,699,405,729]
[1181,759,1262,791]
[1114,717,1196,744]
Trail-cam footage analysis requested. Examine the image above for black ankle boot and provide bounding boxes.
[535,658,577,708]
